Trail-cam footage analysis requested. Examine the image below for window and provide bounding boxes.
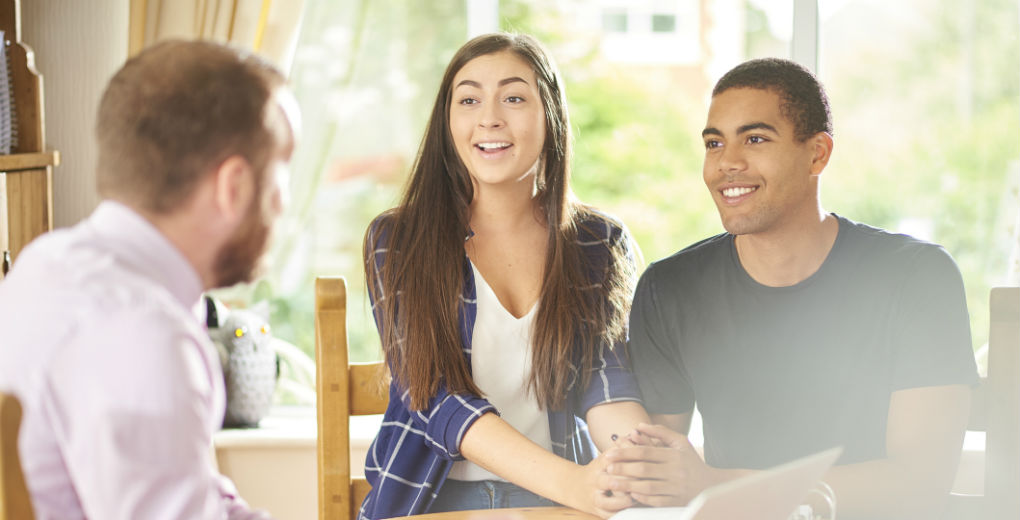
[597,0,703,64]
[817,0,1019,359]
[263,0,1018,404]
[265,0,791,403]
[250,1,470,404]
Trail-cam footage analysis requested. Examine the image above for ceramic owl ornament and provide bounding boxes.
[206,297,279,428]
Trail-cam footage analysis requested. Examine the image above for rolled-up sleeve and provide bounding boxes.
[418,392,496,459]
[579,339,643,415]
[578,219,643,415]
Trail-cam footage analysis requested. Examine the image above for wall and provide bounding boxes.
[213,410,380,520]
[22,0,129,228]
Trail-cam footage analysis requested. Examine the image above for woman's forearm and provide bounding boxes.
[458,412,609,515]
[586,401,652,452]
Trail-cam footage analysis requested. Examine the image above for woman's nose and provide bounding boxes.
[478,102,505,128]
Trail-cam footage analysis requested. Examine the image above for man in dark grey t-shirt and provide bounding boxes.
[601,59,978,520]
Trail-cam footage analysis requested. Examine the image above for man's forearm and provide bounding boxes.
[821,458,954,520]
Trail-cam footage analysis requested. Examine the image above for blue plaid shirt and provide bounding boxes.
[358,210,643,520]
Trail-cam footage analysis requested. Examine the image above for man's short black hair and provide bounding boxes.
[712,58,833,142]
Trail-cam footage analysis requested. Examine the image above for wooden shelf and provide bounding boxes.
[0,0,56,276]
[0,151,58,171]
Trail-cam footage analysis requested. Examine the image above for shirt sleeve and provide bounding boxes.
[628,262,696,415]
[579,223,643,414]
[578,338,644,414]
[888,244,980,390]
[363,216,495,460]
[219,474,273,519]
[390,385,496,460]
[45,308,273,520]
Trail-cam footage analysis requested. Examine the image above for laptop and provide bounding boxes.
[610,446,842,520]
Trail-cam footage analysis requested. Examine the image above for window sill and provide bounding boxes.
[213,405,382,450]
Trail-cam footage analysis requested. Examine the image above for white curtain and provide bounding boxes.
[1011,2,1020,287]
[1009,197,1020,286]
[129,0,305,74]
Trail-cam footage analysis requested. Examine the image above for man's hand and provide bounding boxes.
[600,423,737,507]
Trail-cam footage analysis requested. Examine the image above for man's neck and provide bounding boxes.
[125,198,224,291]
[733,212,839,287]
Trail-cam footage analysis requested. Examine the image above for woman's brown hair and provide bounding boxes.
[365,33,635,411]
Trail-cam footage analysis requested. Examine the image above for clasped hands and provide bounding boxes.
[593,423,727,511]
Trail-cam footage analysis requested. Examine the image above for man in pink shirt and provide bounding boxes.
[0,39,299,519]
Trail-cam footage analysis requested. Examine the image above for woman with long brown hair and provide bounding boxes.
[360,33,650,520]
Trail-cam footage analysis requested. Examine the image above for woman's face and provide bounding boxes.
[448,51,546,190]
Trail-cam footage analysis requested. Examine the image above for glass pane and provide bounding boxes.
[259,1,469,404]
[602,10,628,32]
[651,13,677,32]
[819,0,1020,356]
[264,0,793,405]
[501,0,792,267]
[744,0,793,60]
[501,0,791,445]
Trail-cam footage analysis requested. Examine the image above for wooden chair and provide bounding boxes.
[315,276,388,520]
[0,392,34,520]
[946,287,1020,520]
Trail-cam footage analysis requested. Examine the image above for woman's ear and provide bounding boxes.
[213,155,256,222]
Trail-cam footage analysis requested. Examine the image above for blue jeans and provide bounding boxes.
[429,479,559,513]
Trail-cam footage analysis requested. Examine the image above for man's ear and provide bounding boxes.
[213,155,256,222]
[808,132,834,176]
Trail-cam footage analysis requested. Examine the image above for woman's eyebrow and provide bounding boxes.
[454,76,529,89]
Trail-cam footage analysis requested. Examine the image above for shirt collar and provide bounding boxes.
[88,200,205,310]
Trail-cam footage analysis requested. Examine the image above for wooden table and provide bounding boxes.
[388,506,600,520]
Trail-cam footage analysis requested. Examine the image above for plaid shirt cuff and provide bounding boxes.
[430,393,497,460]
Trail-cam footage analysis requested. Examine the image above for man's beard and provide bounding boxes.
[211,194,272,288]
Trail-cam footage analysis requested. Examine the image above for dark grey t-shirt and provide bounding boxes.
[629,215,979,469]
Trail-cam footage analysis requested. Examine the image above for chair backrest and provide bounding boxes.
[0,392,35,520]
[315,276,388,520]
[946,286,1020,520]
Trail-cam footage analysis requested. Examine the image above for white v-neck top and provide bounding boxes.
[448,262,552,481]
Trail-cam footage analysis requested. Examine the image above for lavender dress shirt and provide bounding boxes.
[0,201,271,519]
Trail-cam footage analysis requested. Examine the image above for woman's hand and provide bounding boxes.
[560,453,635,518]
[460,413,635,518]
